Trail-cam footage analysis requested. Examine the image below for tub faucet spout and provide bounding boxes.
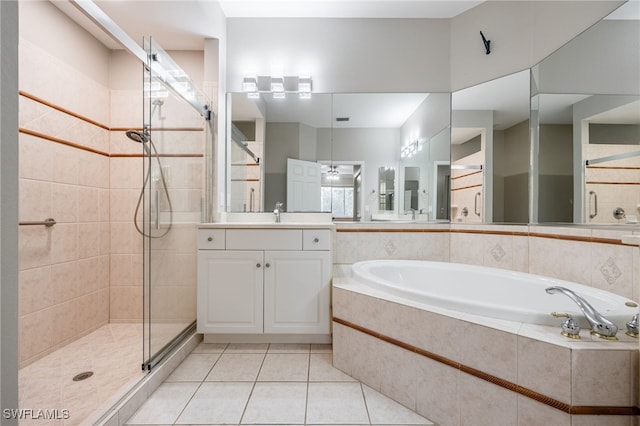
[545,286,618,339]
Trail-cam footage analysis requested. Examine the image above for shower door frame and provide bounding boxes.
[141,37,212,371]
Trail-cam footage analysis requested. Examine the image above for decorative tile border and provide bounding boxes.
[337,226,634,246]
[333,316,639,416]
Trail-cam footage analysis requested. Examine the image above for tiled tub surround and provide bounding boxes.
[334,222,640,302]
[333,223,640,425]
[332,280,639,426]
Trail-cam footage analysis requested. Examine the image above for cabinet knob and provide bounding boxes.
[207,236,213,242]
[313,237,319,243]
[265,263,271,268]
[256,263,261,268]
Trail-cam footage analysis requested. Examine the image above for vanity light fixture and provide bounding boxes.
[241,75,313,98]
[298,76,312,99]
[243,76,259,99]
[242,76,258,92]
[401,140,423,158]
[270,77,285,92]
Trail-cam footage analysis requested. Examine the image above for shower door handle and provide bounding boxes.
[155,190,160,230]
[474,192,481,217]
[589,190,598,219]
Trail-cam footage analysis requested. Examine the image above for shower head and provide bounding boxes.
[125,130,150,144]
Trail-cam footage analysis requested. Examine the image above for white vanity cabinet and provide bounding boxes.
[197,226,332,342]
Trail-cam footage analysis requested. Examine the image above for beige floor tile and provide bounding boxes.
[241,382,307,424]
[309,353,356,382]
[126,382,199,425]
[306,382,370,424]
[362,385,434,425]
[311,344,333,353]
[225,343,269,353]
[257,353,309,381]
[205,353,265,382]
[191,342,227,354]
[267,343,310,353]
[165,353,220,382]
[175,382,253,425]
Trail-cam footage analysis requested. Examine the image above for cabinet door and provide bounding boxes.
[263,251,331,334]
[197,250,263,334]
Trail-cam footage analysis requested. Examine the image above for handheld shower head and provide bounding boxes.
[125,130,150,144]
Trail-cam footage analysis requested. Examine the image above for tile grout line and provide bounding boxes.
[169,347,227,425]
[304,346,311,426]
[237,344,269,425]
[360,382,374,426]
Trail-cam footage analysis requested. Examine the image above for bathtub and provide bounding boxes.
[351,259,638,328]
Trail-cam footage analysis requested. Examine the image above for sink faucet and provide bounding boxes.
[273,202,284,223]
[546,286,618,339]
[405,209,416,220]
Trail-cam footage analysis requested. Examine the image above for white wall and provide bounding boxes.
[450,0,624,90]
[226,18,450,93]
[537,19,640,95]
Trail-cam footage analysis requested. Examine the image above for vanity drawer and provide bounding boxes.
[226,229,303,250]
[303,229,331,251]
[198,229,226,250]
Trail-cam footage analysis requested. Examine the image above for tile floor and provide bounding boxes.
[18,323,145,426]
[126,342,434,425]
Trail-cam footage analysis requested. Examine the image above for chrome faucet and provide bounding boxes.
[546,286,618,340]
[405,209,416,220]
[273,202,284,223]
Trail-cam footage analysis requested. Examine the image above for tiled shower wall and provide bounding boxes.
[18,39,111,367]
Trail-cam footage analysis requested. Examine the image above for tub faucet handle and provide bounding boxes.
[626,313,638,338]
[551,312,581,339]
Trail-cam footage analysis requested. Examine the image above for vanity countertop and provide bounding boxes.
[199,222,335,229]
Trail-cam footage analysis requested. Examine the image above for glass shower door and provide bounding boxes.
[142,38,205,369]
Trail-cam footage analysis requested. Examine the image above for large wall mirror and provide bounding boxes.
[226,92,451,222]
[532,2,640,225]
[451,70,531,224]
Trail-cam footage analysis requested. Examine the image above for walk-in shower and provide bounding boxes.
[17,1,212,423]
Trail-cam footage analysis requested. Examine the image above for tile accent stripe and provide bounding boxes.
[336,227,631,246]
[451,170,482,180]
[332,317,640,416]
[19,128,110,157]
[586,181,640,185]
[20,90,110,130]
[451,183,482,191]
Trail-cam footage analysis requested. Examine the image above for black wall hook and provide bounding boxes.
[480,31,491,55]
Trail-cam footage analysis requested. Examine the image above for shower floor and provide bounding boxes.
[18,323,145,426]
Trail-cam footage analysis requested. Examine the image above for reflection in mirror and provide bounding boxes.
[227,92,451,220]
[226,92,332,212]
[532,2,640,224]
[321,163,360,220]
[378,166,395,211]
[330,93,451,222]
[451,70,530,224]
[403,166,420,211]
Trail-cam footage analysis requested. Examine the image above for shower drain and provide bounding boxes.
[72,371,94,381]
